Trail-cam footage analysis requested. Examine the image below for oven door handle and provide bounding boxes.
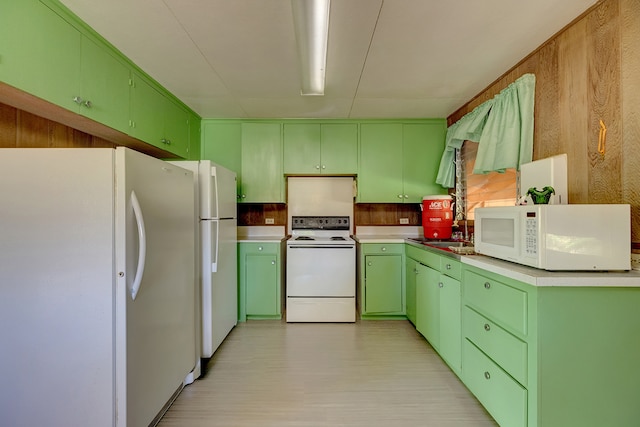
[288,245,354,249]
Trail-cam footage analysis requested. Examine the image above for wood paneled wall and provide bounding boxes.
[0,103,117,149]
[448,0,640,243]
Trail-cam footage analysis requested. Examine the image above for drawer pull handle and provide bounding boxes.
[484,323,491,331]
[484,371,491,380]
[484,282,491,289]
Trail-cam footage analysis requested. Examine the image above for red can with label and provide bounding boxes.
[422,195,454,239]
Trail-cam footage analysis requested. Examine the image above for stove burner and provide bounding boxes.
[295,236,315,241]
[330,236,346,241]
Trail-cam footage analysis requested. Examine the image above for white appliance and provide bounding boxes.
[286,177,356,322]
[519,154,568,204]
[170,160,238,359]
[474,204,631,271]
[287,216,356,322]
[0,148,197,427]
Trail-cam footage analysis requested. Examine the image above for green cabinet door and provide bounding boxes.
[439,274,461,373]
[240,123,283,202]
[359,123,404,202]
[283,123,321,174]
[402,122,447,202]
[239,242,282,321]
[201,121,242,173]
[0,0,81,111]
[364,254,403,314]
[79,37,130,134]
[163,98,190,159]
[405,258,418,325]
[245,254,279,317]
[320,123,358,174]
[129,73,165,148]
[416,263,440,348]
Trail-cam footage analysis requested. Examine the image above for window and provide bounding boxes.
[460,141,517,220]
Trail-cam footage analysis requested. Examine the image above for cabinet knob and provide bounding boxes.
[484,323,491,331]
[73,96,83,105]
[315,165,320,169]
[258,246,263,251]
[322,165,326,169]
[241,195,246,199]
[404,195,409,199]
[381,247,386,251]
[83,100,92,108]
[414,268,419,274]
[397,194,403,199]
[484,371,491,380]
[446,263,452,270]
[438,282,443,288]
[271,260,275,265]
[367,262,372,266]
[484,282,491,289]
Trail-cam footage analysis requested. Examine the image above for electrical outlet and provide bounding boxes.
[631,253,640,271]
[265,218,274,225]
[399,218,409,224]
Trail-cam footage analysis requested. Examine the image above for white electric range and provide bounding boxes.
[286,216,356,322]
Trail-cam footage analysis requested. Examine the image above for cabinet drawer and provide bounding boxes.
[464,270,528,336]
[405,244,439,269]
[361,243,403,255]
[464,306,527,386]
[440,257,461,280]
[242,242,279,254]
[463,340,527,427]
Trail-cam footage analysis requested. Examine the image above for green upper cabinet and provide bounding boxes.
[78,37,130,134]
[0,0,81,110]
[283,123,357,174]
[201,121,242,173]
[0,1,130,134]
[358,121,447,203]
[402,123,448,200]
[240,122,283,203]
[130,72,189,158]
[359,123,404,202]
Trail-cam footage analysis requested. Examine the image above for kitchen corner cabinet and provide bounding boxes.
[406,244,461,375]
[239,123,284,203]
[358,121,447,203]
[461,264,640,427]
[283,123,358,174]
[130,72,190,158]
[359,243,405,318]
[238,242,283,321]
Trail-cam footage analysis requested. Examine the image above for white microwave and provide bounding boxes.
[474,205,631,271]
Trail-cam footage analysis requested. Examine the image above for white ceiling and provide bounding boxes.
[59,0,597,119]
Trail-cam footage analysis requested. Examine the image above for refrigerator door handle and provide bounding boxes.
[211,220,219,273]
[130,190,147,300]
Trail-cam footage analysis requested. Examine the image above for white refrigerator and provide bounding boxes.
[0,148,197,427]
[171,160,238,359]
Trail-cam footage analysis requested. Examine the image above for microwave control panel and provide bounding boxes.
[525,217,538,255]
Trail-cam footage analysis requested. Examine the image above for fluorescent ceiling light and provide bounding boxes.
[291,0,330,96]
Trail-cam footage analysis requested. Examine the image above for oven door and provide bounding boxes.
[286,244,355,297]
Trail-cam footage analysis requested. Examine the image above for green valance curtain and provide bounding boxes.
[435,73,536,188]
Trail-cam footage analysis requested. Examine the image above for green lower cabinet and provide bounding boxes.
[238,242,282,321]
[359,243,405,319]
[438,274,461,374]
[415,263,440,347]
[462,263,640,427]
[405,258,418,325]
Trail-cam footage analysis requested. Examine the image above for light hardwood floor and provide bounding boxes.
[158,320,497,427]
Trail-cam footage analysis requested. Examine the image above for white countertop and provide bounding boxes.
[237,226,287,243]
[355,226,422,243]
[462,255,640,287]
